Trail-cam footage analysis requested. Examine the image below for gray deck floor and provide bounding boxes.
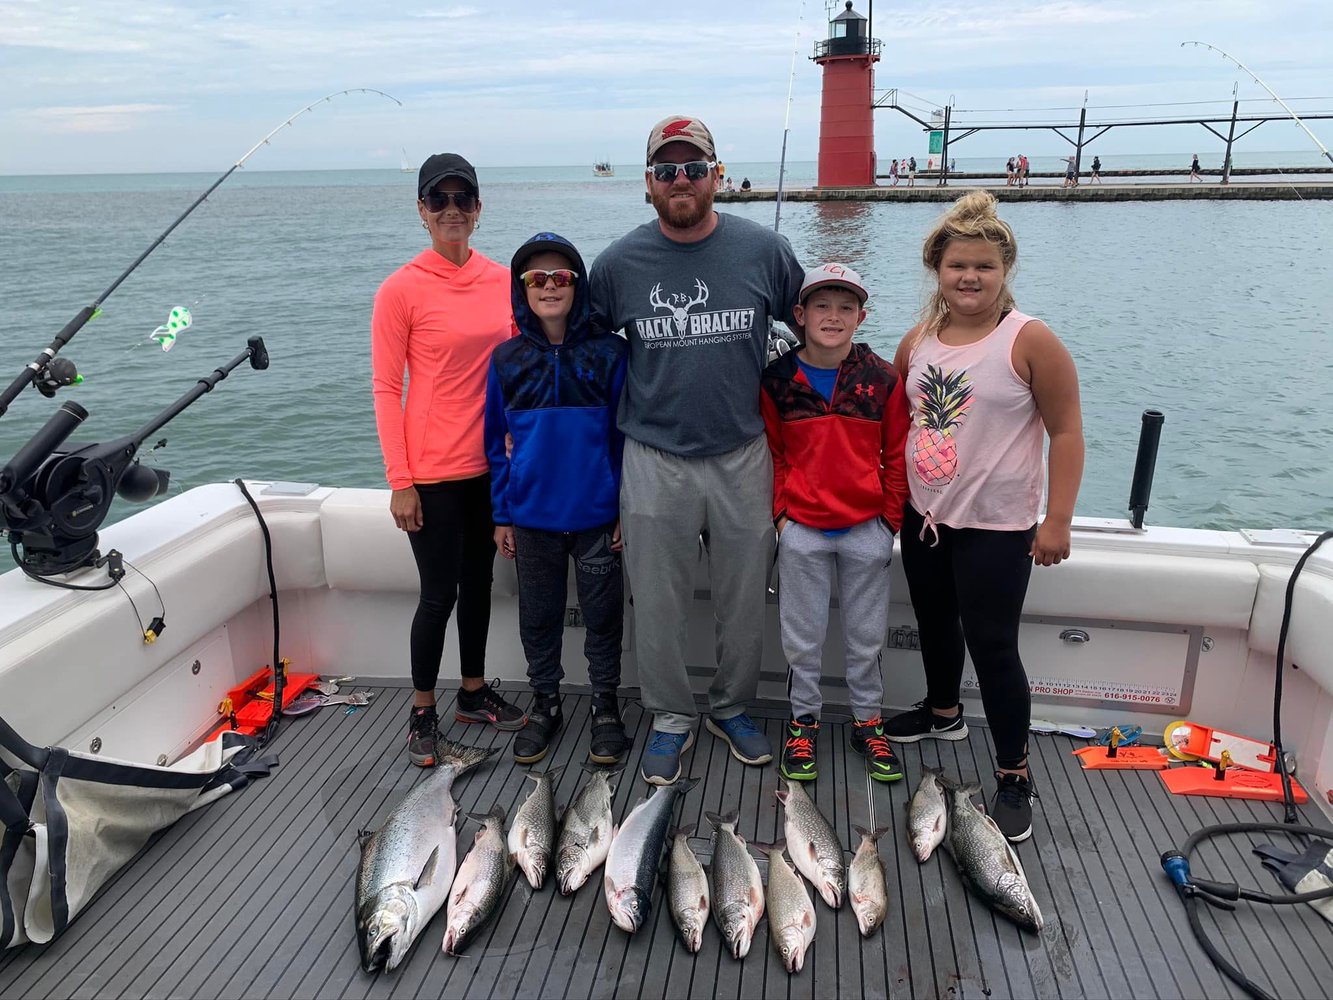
[3,683,1331,999]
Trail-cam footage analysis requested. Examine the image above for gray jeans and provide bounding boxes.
[620,436,774,734]
[778,518,894,722]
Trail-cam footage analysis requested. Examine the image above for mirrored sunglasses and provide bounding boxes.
[520,268,579,289]
[647,160,716,182]
[423,190,478,213]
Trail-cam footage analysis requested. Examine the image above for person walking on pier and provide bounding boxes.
[1062,156,1076,188]
[890,157,899,186]
[1190,153,1202,182]
[1019,154,1030,186]
[908,156,917,187]
[885,191,1085,845]
[1090,156,1102,184]
[590,114,805,785]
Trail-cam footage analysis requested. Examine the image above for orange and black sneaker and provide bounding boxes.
[780,714,820,781]
[850,717,904,782]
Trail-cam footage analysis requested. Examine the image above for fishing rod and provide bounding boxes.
[0,88,402,421]
[773,0,807,232]
[1182,41,1333,166]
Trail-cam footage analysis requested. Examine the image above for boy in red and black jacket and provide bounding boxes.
[760,263,911,783]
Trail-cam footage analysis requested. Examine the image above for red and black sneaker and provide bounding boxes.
[455,679,527,731]
[406,705,439,768]
[779,715,820,781]
[850,717,904,782]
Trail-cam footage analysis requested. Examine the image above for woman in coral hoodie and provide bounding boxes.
[371,152,526,767]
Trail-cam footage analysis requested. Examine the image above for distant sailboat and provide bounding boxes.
[593,160,614,177]
[400,148,414,173]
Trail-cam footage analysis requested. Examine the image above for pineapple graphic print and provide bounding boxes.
[912,364,973,487]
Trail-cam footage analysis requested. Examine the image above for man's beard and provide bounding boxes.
[650,184,714,230]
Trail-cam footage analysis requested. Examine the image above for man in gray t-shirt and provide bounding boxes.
[590,114,804,785]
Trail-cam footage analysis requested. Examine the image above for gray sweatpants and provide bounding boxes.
[620,435,774,734]
[778,518,894,722]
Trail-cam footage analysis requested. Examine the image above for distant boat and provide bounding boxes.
[400,148,414,173]
[593,161,614,177]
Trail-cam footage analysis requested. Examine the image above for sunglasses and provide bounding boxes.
[422,190,478,213]
[520,268,579,289]
[647,160,716,182]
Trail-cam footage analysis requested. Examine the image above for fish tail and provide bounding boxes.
[853,825,891,843]
[467,803,507,825]
[669,824,696,840]
[436,738,503,775]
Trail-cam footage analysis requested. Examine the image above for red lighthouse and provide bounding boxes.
[812,2,881,187]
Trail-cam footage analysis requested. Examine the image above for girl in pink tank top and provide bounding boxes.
[882,191,1085,847]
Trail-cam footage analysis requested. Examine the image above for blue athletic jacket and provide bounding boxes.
[484,233,628,532]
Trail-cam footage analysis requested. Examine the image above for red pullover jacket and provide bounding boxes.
[760,343,911,533]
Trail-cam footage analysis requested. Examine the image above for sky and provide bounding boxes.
[3,0,1332,174]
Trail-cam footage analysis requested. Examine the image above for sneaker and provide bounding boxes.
[588,693,631,765]
[779,715,819,781]
[640,730,695,785]
[882,700,968,744]
[455,680,528,731]
[850,717,904,782]
[512,692,562,764]
[705,712,773,766]
[406,705,439,768]
[991,771,1038,843]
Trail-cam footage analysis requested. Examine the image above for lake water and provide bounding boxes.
[2,158,1331,554]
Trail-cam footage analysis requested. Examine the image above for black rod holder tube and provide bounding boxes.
[1129,409,1165,529]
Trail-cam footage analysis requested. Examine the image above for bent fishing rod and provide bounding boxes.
[1182,41,1333,166]
[0,87,402,421]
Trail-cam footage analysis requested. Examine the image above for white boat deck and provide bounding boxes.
[2,683,1330,999]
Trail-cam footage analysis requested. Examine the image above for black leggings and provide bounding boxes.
[900,504,1036,770]
[407,475,494,692]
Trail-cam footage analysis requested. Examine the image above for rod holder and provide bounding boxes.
[1128,409,1165,529]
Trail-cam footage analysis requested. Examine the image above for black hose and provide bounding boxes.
[233,479,283,746]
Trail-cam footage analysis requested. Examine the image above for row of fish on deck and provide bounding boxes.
[354,742,1042,976]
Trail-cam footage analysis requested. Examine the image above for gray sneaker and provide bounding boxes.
[640,730,695,785]
[406,705,439,768]
[705,712,772,765]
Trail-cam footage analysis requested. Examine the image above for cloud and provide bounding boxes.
[24,103,176,133]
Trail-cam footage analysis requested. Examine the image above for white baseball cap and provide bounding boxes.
[799,263,868,305]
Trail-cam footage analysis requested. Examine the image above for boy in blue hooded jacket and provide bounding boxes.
[485,233,630,765]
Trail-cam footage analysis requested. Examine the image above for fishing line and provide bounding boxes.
[0,88,402,420]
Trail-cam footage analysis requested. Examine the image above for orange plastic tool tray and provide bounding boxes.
[206,666,320,741]
[1160,765,1309,803]
[1072,745,1170,770]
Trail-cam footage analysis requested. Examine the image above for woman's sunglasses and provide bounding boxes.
[647,160,716,182]
[520,269,579,289]
[422,190,478,213]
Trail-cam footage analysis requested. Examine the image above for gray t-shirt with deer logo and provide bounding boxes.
[589,212,804,456]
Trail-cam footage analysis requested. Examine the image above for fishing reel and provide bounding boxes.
[0,336,268,579]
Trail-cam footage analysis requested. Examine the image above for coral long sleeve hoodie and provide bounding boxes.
[371,248,514,489]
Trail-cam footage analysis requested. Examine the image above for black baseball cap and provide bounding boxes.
[418,153,479,199]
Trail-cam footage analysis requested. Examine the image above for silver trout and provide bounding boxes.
[509,763,564,890]
[555,763,617,896]
[603,777,698,933]
[907,765,948,863]
[754,840,815,973]
[848,825,890,937]
[666,825,709,953]
[776,778,846,909]
[442,805,514,955]
[355,738,501,972]
[706,811,765,959]
[941,780,1044,933]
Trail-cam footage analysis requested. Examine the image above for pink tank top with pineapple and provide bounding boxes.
[905,309,1045,532]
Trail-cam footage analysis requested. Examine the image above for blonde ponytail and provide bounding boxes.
[911,190,1018,352]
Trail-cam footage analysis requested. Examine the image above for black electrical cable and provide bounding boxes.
[1165,530,1333,999]
[233,479,283,747]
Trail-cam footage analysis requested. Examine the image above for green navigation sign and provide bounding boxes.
[928,130,943,154]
